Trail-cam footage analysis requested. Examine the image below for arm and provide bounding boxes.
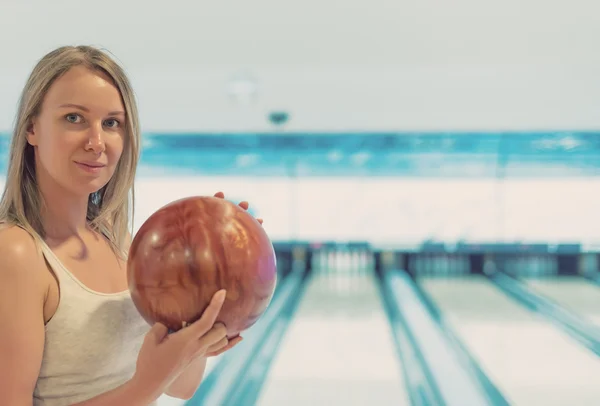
[0,227,158,406]
[164,335,243,399]
[164,357,208,400]
[0,228,47,405]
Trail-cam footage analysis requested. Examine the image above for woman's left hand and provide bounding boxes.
[214,191,263,225]
[206,191,263,357]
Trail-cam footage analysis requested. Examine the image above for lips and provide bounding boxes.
[76,161,106,168]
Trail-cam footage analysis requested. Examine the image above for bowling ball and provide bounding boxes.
[127,196,277,338]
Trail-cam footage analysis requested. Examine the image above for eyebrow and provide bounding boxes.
[58,103,125,116]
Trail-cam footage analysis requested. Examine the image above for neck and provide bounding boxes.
[36,168,90,240]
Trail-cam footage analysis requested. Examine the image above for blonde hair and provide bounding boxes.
[0,45,140,258]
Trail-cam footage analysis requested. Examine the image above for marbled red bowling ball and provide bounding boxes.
[127,196,277,338]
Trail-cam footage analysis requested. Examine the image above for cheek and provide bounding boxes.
[36,130,70,163]
[106,136,125,164]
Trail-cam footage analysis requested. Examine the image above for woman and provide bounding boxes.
[0,45,248,405]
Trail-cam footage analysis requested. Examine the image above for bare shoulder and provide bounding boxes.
[0,224,48,286]
[0,224,43,259]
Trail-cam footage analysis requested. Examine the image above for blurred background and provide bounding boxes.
[2,1,600,405]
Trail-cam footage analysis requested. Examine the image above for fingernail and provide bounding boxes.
[218,289,227,302]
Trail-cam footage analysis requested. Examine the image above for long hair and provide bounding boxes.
[0,45,140,258]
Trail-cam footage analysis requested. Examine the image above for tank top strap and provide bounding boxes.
[37,239,80,289]
[38,238,114,296]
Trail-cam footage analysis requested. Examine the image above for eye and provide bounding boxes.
[65,113,82,124]
[104,118,121,128]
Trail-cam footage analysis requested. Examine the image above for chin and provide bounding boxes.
[73,180,111,198]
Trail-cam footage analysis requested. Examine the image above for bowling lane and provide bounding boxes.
[523,276,600,327]
[255,273,410,406]
[419,275,600,406]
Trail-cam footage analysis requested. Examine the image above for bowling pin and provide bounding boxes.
[368,251,374,274]
[427,254,432,277]
[343,249,350,292]
[518,255,524,277]
[452,255,459,276]
[443,255,448,276]
[410,255,417,277]
[448,254,460,277]
[440,254,448,277]
[317,249,324,273]
[464,255,470,275]
[453,255,459,276]
[336,248,341,292]
[336,249,342,292]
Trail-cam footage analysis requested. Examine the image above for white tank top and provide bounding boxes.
[33,240,155,406]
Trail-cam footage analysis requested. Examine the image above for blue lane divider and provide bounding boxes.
[383,270,501,406]
[220,271,308,406]
[187,267,307,406]
[490,272,600,357]
[378,272,445,406]
[410,276,510,406]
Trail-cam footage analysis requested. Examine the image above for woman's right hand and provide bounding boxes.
[132,289,228,398]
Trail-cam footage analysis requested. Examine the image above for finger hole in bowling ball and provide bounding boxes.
[167,320,191,335]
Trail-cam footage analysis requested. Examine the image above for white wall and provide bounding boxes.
[1,0,600,132]
[0,176,597,245]
[100,177,600,246]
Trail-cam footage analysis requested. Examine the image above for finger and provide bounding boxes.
[207,336,243,357]
[194,323,228,353]
[206,336,229,354]
[205,323,228,343]
[187,290,226,338]
[214,191,225,199]
[147,322,169,345]
[228,335,243,347]
[238,201,249,210]
[257,218,263,225]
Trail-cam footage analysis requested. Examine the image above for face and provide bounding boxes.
[27,65,126,197]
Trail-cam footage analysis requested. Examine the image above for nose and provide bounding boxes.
[84,124,106,154]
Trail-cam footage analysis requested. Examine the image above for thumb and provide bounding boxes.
[147,322,169,344]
